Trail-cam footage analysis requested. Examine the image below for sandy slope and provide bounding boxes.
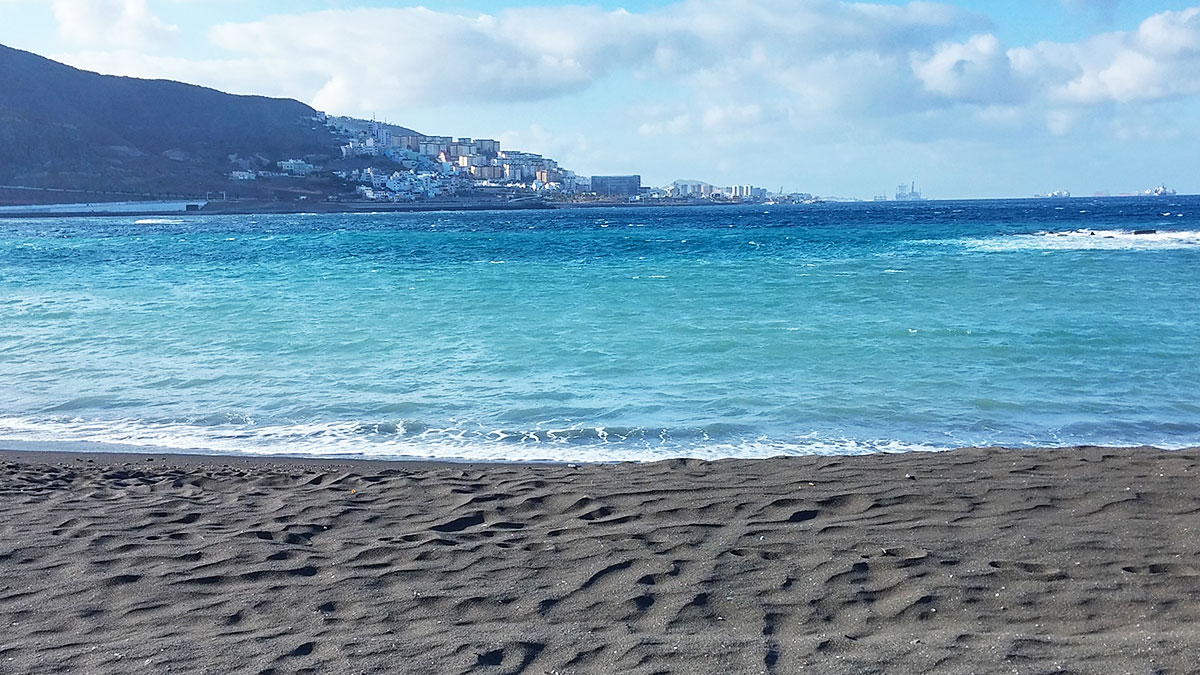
[1,446,1198,674]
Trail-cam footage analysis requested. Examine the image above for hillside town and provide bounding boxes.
[228,114,802,206]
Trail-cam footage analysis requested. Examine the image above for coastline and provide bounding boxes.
[0,199,553,219]
[1,193,1190,219]
[0,196,766,219]
[1,442,1196,469]
[3,444,1198,673]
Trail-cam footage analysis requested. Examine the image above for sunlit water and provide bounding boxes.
[2,198,1198,461]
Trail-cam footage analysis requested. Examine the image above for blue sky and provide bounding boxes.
[2,0,1198,198]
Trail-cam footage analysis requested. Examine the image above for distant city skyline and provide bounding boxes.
[2,0,1198,198]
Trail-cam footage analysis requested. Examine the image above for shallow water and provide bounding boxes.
[1,198,1198,461]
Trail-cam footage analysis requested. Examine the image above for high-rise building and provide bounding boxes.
[591,175,641,197]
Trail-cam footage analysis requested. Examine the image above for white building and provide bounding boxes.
[361,167,388,189]
[341,137,383,158]
[277,159,316,176]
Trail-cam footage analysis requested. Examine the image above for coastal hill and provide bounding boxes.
[0,43,342,202]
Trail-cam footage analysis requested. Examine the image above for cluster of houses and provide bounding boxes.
[335,120,589,200]
[227,117,599,202]
[226,114,794,204]
[336,167,466,201]
[227,159,315,181]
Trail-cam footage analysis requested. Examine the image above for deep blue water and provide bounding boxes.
[1,198,1198,461]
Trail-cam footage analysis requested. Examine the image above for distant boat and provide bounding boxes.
[1035,190,1071,199]
[873,195,888,201]
[1143,185,1177,197]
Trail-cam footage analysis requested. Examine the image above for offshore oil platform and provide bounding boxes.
[895,181,924,201]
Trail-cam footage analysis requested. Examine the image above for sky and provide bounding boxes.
[1,0,1198,198]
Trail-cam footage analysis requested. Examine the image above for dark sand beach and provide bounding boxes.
[2,446,1198,674]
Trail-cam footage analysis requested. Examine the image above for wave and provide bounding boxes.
[133,218,185,225]
[0,415,947,462]
[958,228,1200,252]
[3,415,1197,463]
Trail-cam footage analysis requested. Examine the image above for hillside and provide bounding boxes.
[0,43,340,201]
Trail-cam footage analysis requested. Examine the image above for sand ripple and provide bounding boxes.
[1,446,1198,673]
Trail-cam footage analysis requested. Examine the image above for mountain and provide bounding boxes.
[0,43,340,200]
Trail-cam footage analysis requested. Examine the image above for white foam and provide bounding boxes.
[959,229,1200,252]
[0,416,950,463]
[133,218,185,225]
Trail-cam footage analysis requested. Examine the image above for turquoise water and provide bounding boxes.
[1,199,1198,461]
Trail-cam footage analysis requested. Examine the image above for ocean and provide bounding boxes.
[1,198,1198,461]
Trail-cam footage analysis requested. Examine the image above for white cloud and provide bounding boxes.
[1013,8,1200,105]
[101,0,984,116]
[701,103,763,132]
[1136,7,1200,55]
[43,1,1200,151]
[50,0,178,49]
[204,6,651,110]
[638,113,692,137]
[498,124,590,167]
[1045,109,1079,135]
[1062,0,1122,20]
[912,34,1023,103]
[897,7,1200,135]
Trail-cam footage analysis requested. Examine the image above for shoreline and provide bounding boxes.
[0,197,750,219]
[0,199,555,219]
[3,444,1200,673]
[0,193,1191,219]
[2,442,1198,469]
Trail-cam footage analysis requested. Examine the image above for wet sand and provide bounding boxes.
[1,446,1198,674]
